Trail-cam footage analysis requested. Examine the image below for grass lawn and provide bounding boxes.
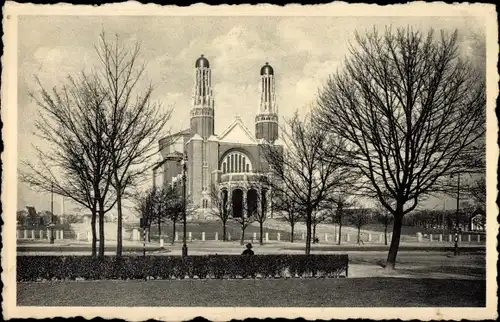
[17,278,485,307]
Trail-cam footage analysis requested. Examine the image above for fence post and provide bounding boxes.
[47,229,51,241]
[379,234,383,243]
[87,231,91,242]
[459,235,462,242]
[160,239,164,247]
[228,232,231,241]
[188,232,192,241]
[477,234,481,243]
[76,232,80,241]
[31,230,35,240]
[215,232,218,241]
[325,233,329,242]
[253,232,257,241]
[439,234,443,242]
[265,232,269,242]
[368,233,372,242]
[202,232,205,241]
[175,232,179,241]
[301,232,305,240]
[277,233,281,241]
[468,234,471,243]
[429,234,433,242]
[346,234,351,242]
[23,230,27,239]
[39,230,43,239]
[16,230,19,239]
[449,234,452,242]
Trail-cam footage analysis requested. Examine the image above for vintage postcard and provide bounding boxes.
[2,1,498,321]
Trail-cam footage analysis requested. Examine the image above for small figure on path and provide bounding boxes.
[242,243,254,255]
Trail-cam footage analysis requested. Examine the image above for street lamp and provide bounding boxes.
[181,150,188,258]
[50,182,55,244]
[450,173,461,228]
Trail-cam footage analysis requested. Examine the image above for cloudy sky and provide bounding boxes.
[17,14,485,214]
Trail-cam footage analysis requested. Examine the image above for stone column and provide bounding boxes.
[39,230,43,239]
[60,230,64,240]
[47,229,51,241]
[243,190,247,218]
[31,230,35,240]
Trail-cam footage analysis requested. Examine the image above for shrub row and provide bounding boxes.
[17,255,348,281]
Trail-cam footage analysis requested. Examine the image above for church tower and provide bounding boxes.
[190,54,215,139]
[255,62,278,142]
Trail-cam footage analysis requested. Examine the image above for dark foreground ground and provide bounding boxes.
[17,278,485,307]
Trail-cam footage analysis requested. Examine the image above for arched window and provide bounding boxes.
[220,151,253,173]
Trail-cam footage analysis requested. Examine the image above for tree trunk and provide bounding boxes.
[384,216,388,246]
[259,222,263,245]
[116,187,123,258]
[147,224,151,242]
[312,222,317,244]
[240,227,245,245]
[386,212,403,270]
[91,210,97,258]
[337,218,342,245]
[171,220,176,245]
[98,201,105,258]
[222,221,227,242]
[357,226,361,244]
[290,222,295,243]
[305,212,312,255]
[158,218,161,239]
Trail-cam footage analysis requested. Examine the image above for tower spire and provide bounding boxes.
[190,54,214,139]
[255,62,278,143]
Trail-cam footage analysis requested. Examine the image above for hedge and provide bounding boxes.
[17,255,348,281]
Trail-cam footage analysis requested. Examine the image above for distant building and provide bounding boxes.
[159,55,283,219]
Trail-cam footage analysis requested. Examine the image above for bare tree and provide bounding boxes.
[231,194,256,246]
[261,112,353,254]
[272,191,303,243]
[21,73,116,258]
[348,207,372,244]
[93,32,172,257]
[331,194,352,245]
[209,184,232,241]
[134,188,156,242]
[315,27,485,269]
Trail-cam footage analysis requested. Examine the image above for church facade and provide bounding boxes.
[158,55,282,219]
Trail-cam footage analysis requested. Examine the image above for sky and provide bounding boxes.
[16,15,485,215]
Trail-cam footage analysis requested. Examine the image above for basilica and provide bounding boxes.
[158,55,282,219]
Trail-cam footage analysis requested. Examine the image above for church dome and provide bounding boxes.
[195,54,210,68]
[260,62,274,75]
